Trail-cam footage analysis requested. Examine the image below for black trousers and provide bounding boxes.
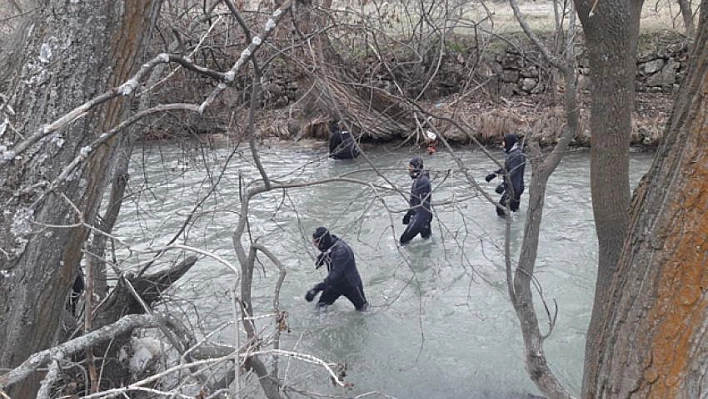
[496,191,521,216]
[400,212,432,245]
[318,283,368,311]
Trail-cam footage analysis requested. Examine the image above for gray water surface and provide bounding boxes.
[113,142,654,398]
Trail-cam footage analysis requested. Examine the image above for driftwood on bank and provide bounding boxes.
[0,315,161,392]
[303,73,413,141]
[94,255,198,321]
[73,255,199,392]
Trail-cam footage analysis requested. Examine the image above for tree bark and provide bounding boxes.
[573,0,644,394]
[677,0,696,37]
[0,1,159,397]
[512,66,580,399]
[588,3,708,396]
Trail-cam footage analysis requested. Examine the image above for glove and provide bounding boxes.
[403,210,412,225]
[305,282,326,301]
[305,289,319,302]
[495,184,506,194]
[485,173,496,183]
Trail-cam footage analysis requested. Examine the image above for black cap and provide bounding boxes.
[409,156,424,170]
[313,227,333,251]
[313,227,329,241]
[503,133,518,152]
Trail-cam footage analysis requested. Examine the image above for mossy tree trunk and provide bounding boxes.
[0,1,159,397]
[586,4,708,396]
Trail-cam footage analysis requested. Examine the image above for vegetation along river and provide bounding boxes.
[112,141,654,398]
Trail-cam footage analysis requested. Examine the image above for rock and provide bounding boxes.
[501,70,520,83]
[641,58,665,75]
[646,58,677,87]
[520,65,539,78]
[521,78,537,92]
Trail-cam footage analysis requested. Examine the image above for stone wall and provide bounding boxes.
[487,37,690,97]
[156,34,689,143]
[257,35,690,103]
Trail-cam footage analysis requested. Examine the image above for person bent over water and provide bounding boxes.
[329,121,360,159]
[305,227,368,311]
[485,133,527,217]
[400,156,432,245]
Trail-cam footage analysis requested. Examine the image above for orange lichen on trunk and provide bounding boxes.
[641,116,708,395]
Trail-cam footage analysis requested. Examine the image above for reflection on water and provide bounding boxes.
[113,142,654,398]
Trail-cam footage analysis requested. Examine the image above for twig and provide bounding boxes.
[247,350,346,388]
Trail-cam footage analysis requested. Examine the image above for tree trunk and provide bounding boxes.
[503,0,582,389]
[572,0,644,394]
[0,1,159,397]
[677,0,696,37]
[513,159,577,399]
[511,65,580,399]
[88,150,131,300]
[587,3,708,396]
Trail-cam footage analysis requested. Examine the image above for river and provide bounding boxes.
[113,141,654,398]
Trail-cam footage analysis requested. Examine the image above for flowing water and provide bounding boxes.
[113,141,654,398]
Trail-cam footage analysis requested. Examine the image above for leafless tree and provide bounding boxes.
[452,0,585,396]
[675,0,697,35]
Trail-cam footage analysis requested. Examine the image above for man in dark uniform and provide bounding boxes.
[400,156,432,244]
[305,227,368,311]
[485,133,527,217]
[328,121,360,159]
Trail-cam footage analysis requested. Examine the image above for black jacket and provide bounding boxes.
[408,171,432,218]
[499,146,526,199]
[329,130,360,159]
[315,235,363,290]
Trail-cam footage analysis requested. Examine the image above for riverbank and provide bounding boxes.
[141,30,683,149]
[197,89,672,150]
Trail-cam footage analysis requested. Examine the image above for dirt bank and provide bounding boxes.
[241,89,672,150]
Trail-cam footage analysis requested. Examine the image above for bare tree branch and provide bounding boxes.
[0,54,226,169]
[198,0,294,113]
[0,314,160,390]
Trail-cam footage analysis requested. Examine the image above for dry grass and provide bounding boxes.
[467,2,686,40]
[478,0,688,35]
[345,0,691,38]
[322,0,691,57]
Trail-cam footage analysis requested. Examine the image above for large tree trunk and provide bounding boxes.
[0,1,159,397]
[586,3,708,396]
[572,0,644,394]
